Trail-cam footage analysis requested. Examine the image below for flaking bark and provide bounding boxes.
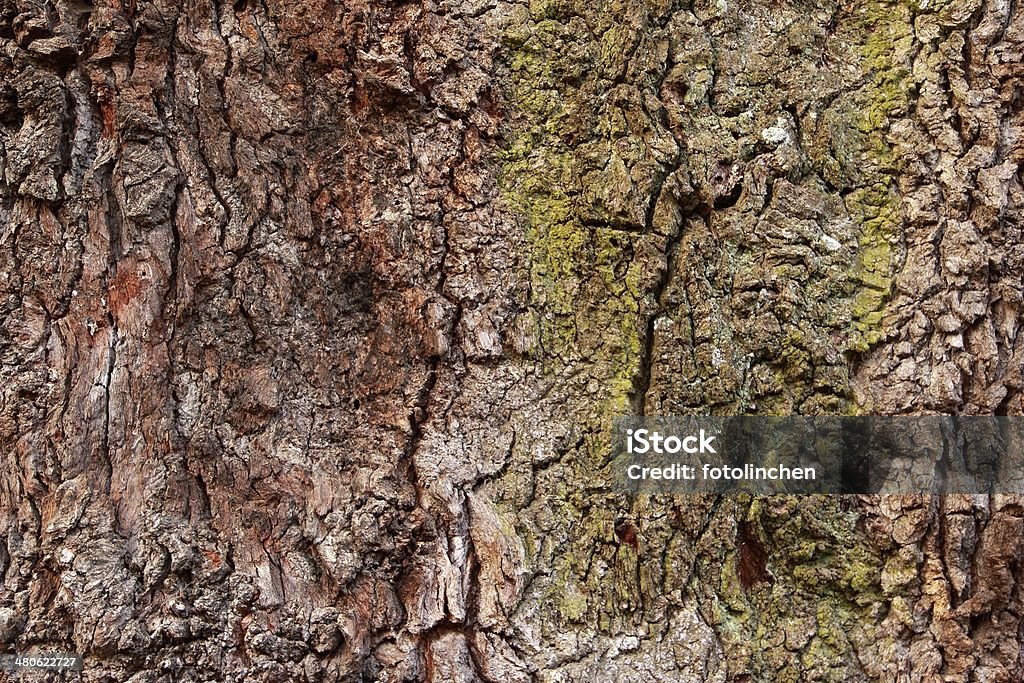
[1,0,1022,681]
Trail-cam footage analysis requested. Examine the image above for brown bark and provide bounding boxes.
[1,0,1022,681]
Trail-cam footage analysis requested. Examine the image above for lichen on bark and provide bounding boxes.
[1,0,1022,680]
[846,0,917,353]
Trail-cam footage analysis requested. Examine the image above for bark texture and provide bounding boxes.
[1,0,1023,680]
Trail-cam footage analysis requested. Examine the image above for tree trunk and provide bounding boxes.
[1,0,1022,680]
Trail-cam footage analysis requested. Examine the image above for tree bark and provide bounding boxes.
[1,0,1022,681]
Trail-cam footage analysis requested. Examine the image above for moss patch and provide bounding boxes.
[847,0,915,352]
[498,7,653,418]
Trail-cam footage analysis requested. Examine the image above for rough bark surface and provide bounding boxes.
[1,0,1022,681]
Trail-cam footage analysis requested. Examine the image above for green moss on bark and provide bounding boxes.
[848,0,915,352]
[498,9,650,418]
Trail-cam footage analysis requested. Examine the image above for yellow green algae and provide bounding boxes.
[847,0,916,352]
[493,0,910,676]
[496,1,664,625]
[498,2,652,421]
[703,495,888,680]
